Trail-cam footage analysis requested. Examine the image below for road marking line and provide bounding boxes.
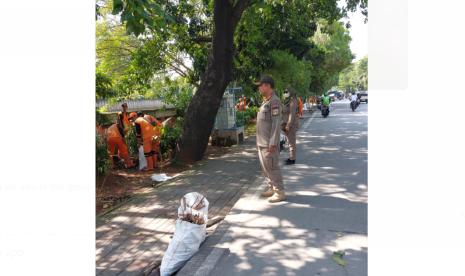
[302,111,317,130]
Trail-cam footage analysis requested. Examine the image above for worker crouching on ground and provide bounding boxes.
[134,112,161,171]
[144,112,163,161]
[106,113,135,169]
[282,89,299,165]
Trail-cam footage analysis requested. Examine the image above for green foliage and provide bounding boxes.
[124,126,139,157]
[236,106,259,127]
[337,55,368,93]
[97,0,365,111]
[96,109,112,126]
[266,50,312,96]
[96,133,110,176]
[233,0,335,98]
[111,0,174,36]
[160,117,183,157]
[233,2,358,98]
[147,76,194,117]
[307,20,354,95]
[356,56,368,90]
[96,71,115,100]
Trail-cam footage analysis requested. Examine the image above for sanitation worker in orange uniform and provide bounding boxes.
[106,116,134,169]
[117,103,131,134]
[143,113,163,154]
[134,112,159,171]
[298,97,304,118]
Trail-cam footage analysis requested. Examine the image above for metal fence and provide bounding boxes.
[96,99,175,113]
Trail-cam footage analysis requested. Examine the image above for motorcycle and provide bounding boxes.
[321,105,330,117]
[350,100,360,111]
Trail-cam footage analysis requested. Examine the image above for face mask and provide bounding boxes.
[284,93,290,98]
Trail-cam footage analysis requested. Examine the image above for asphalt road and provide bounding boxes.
[210,100,368,276]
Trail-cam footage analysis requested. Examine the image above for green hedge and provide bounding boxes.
[124,126,139,157]
[236,106,259,127]
[160,117,183,159]
[96,133,110,176]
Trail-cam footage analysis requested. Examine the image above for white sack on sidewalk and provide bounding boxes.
[159,219,206,276]
[160,192,209,276]
[138,146,147,171]
[151,173,175,182]
[178,192,209,223]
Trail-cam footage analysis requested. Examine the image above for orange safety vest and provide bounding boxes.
[144,114,162,137]
[135,117,156,141]
[106,124,124,139]
[117,111,131,132]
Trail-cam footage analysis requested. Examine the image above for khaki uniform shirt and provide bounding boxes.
[282,97,299,129]
[256,93,282,147]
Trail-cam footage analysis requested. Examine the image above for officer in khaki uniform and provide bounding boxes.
[282,89,299,165]
[255,76,286,203]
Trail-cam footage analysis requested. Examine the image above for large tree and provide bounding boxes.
[112,0,367,163]
[306,20,354,95]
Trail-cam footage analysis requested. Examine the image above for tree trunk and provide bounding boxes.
[176,0,250,163]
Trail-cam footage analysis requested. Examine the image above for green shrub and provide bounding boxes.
[236,111,245,127]
[96,133,110,176]
[96,109,112,126]
[236,106,259,127]
[245,106,259,119]
[124,126,139,157]
[160,118,183,157]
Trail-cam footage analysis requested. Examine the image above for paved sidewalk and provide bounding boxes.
[96,135,263,275]
[190,102,368,276]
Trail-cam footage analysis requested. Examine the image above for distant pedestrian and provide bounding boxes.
[298,97,304,118]
[282,89,299,165]
[254,75,286,203]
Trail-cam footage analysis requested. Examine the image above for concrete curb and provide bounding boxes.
[176,176,266,276]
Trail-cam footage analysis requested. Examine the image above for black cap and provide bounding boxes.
[254,75,274,88]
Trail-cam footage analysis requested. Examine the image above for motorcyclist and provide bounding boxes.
[321,92,331,117]
[321,92,331,108]
[350,92,359,105]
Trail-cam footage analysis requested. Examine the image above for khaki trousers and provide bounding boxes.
[286,126,297,160]
[258,146,284,191]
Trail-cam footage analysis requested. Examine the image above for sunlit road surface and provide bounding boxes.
[211,100,368,276]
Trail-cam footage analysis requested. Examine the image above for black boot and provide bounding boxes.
[285,158,295,165]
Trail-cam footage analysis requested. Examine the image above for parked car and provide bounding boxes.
[329,94,337,101]
[358,92,368,103]
[328,91,343,101]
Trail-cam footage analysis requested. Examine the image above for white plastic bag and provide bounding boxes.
[160,193,209,276]
[151,173,175,182]
[138,146,147,171]
[159,219,206,276]
[177,192,209,224]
